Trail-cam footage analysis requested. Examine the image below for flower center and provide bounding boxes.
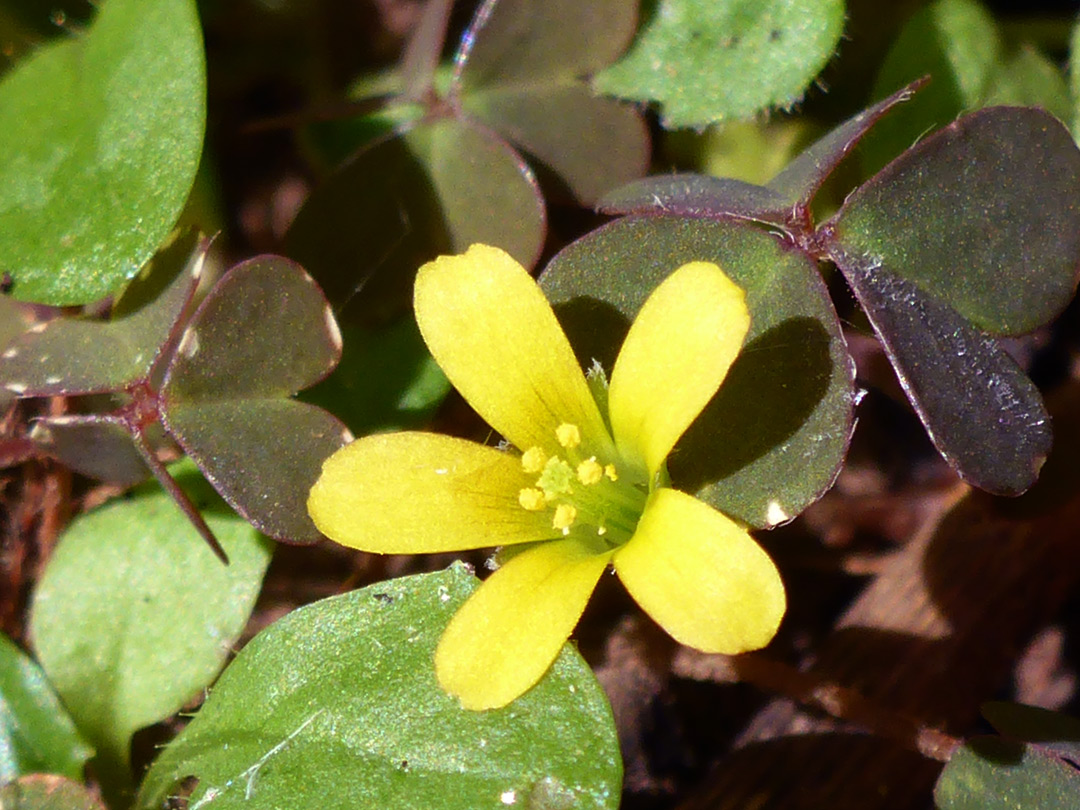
[518,422,648,546]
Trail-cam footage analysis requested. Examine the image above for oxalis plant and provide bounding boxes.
[3,0,1080,809]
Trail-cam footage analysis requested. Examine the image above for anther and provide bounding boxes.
[556,423,581,449]
[518,488,546,511]
[604,464,618,482]
[552,503,577,534]
[521,446,547,474]
[576,458,603,485]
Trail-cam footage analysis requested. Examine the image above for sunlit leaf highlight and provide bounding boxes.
[138,565,622,810]
[30,462,273,798]
[0,0,205,305]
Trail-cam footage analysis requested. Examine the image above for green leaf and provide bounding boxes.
[300,317,452,436]
[594,0,845,128]
[161,256,350,543]
[0,775,106,810]
[137,565,622,810]
[829,107,1080,335]
[0,633,92,782]
[286,119,545,326]
[982,46,1071,123]
[29,462,273,800]
[0,230,207,399]
[934,738,1080,810]
[863,0,1001,176]
[456,0,647,204]
[0,0,206,305]
[541,215,854,528]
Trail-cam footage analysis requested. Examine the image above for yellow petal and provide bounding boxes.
[415,244,612,456]
[435,536,613,710]
[608,261,750,477]
[613,488,785,653]
[308,432,558,553]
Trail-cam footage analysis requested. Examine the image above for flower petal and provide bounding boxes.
[415,244,612,456]
[308,432,558,553]
[613,488,785,653]
[435,536,613,710]
[608,261,750,477]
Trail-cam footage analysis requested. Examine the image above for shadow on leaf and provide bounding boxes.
[672,316,833,489]
[552,300,833,494]
[287,132,450,328]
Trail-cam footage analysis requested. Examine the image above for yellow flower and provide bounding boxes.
[308,244,786,710]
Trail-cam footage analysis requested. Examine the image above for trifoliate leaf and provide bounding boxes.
[542,215,854,528]
[160,256,350,542]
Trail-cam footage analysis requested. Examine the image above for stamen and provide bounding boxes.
[518,488,546,511]
[552,503,577,534]
[514,417,645,544]
[576,458,603,485]
[521,446,547,474]
[556,423,581,449]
